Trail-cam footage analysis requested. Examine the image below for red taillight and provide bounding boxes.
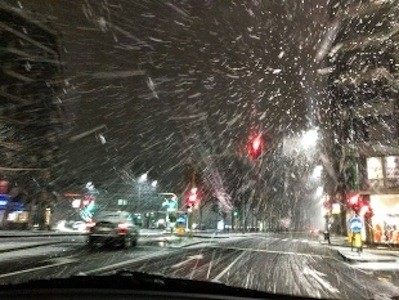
[118,222,128,234]
[86,221,96,232]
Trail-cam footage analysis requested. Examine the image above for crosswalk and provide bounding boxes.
[258,236,322,245]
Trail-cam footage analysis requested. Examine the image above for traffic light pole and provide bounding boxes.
[186,151,253,233]
[349,109,359,193]
[349,110,374,244]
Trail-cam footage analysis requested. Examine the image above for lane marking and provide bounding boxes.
[171,254,204,269]
[84,249,175,275]
[214,251,246,281]
[282,238,288,242]
[207,245,334,259]
[206,251,216,280]
[0,258,78,279]
[303,266,340,294]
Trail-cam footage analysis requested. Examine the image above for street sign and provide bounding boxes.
[177,226,185,236]
[177,215,186,224]
[331,203,341,215]
[349,216,363,233]
[162,199,177,211]
[0,194,9,209]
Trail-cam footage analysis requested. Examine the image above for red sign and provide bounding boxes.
[81,195,95,208]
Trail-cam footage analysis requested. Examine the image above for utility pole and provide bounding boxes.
[350,109,359,193]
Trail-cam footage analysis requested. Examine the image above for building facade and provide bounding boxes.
[0,4,64,228]
[327,0,399,242]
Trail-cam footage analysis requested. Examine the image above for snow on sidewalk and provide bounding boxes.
[337,247,397,263]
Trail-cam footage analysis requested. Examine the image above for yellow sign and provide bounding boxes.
[332,203,341,215]
[177,226,185,236]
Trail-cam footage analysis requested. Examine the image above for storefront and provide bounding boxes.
[370,194,399,244]
[361,154,399,243]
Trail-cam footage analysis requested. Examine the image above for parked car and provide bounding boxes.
[87,210,139,249]
[72,221,87,232]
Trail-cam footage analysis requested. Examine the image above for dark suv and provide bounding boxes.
[87,210,139,249]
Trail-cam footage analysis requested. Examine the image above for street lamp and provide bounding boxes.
[315,186,323,198]
[138,173,148,183]
[85,182,95,191]
[301,129,318,149]
[135,173,147,215]
[151,180,158,188]
[312,165,323,180]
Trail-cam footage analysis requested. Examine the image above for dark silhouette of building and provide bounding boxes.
[325,0,399,240]
[0,4,65,228]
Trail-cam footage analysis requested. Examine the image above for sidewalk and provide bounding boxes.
[168,236,205,248]
[192,232,246,238]
[180,230,259,239]
[336,247,398,263]
[323,234,399,251]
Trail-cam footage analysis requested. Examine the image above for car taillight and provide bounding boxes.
[86,221,96,232]
[118,222,128,234]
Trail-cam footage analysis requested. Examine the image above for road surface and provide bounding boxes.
[0,233,398,299]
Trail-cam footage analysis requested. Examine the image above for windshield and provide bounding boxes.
[1,0,399,299]
[93,211,127,222]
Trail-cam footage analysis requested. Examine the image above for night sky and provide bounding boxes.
[6,0,329,190]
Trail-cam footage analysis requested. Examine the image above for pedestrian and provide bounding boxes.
[373,224,382,244]
[349,213,363,254]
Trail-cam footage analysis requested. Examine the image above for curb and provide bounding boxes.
[138,237,175,245]
[0,241,65,254]
[169,241,205,248]
[191,235,230,239]
[337,250,397,263]
[174,233,246,239]
[0,233,88,239]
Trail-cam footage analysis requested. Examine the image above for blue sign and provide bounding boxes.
[176,215,187,225]
[0,194,10,210]
[162,199,178,211]
[349,217,363,233]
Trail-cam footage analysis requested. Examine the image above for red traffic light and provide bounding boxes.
[348,194,359,205]
[360,203,373,218]
[347,193,374,217]
[186,187,199,206]
[346,192,361,212]
[248,134,263,159]
[252,136,261,151]
[188,193,197,202]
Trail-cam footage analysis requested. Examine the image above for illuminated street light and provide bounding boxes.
[301,129,318,149]
[85,182,95,191]
[315,186,323,197]
[138,173,148,183]
[312,165,323,179]
[151,180,158,188]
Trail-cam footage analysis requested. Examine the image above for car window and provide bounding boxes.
[94,211,122,222]
[1,1,399,299]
